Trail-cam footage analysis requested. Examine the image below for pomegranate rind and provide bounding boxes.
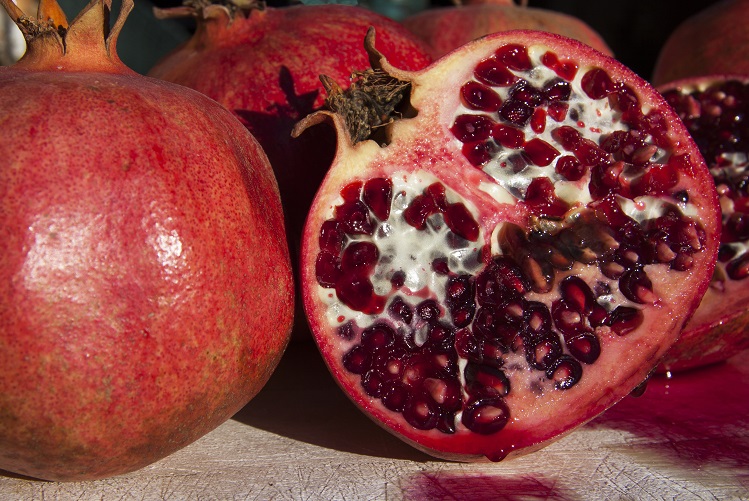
[651,0,749,86]
[301,30,720,461]
[656,75,749,373]
[0,0,293,482]
[402,4,613,60]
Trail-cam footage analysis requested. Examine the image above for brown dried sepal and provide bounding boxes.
[321,68,411,145]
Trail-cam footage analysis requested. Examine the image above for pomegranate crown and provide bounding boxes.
[0,0,133,71]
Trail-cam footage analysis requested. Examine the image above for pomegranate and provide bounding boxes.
[0,0,292,482]
[658,75,749,373]
[294,29,721,461]
[651,0,749,86]
[402,0,612,60]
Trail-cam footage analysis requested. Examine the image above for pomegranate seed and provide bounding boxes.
[524,177,570,218]
[361,323,396,352]
[474,56,518,87]
[492,124,525,148]
[341,241,379,274]
[462,141,498,166]
[319,220,344,254]
[343,345,370,374]
[337,321,355,340]
[388,296,414,324]
[727,252,749,280]
[509,80,544,107]
[546,355,582,390]
[416,300,442,324]
[565,333,601,364]
[315,251,341,288]
[607,306,644,335]
[547,102,569,122]
[495,43,532,71]
[444,202,480,241]
[363,177,393,221]
[523,138,560,167]
[461,81,502,111]
[581,68,614,100]
[451,114,496,143]
[335,273,385,314]
[334,198,373,235]
[461,396,510,435]
[531,108,547,134]
[499,99,534,126]
[403,192,439,229]
[555,155,586,181]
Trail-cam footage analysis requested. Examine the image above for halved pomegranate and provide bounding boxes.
[658,75,749,373]
[295,29,721,461]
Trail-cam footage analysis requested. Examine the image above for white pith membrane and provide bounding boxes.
[313,41,709,439]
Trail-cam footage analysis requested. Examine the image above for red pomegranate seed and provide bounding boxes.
[335,272,385,314]
[318,220,344,254]
[461,81,502,111]
[523,138,560,167]
[404,192,439,229]
[499,99,534,126]
[541,51,578,81]
[555,155,586,181]
[363,177,393,221]
[531,108,547,134]
[495,43,532,71]
[444,202,480,241]
[581,68,615,100]
[492,124,525,148]
[475,57,518,87]
[462,141,499,166]
[341,241,379,274]
[451,114,496,143]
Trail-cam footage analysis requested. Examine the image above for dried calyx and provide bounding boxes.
[0,0,133,70]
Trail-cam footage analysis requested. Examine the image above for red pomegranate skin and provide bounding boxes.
[402,0,613,59]
[148,4,433,281]
[652,0,749,86]
[0,0,293,482]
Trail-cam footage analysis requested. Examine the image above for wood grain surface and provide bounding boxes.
[1,341,747,500]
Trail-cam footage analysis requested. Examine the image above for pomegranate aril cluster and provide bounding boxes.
[314,174,704,436]
[662,80,749,281]
[450,42,683,211]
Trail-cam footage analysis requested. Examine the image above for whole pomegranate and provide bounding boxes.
[651,0,749,86]
[294,29,721,461]
[148,2,433,305]
[402,0,612,60]
[658,76,749,373]
[0,0,293,482]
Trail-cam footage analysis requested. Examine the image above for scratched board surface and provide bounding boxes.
[1,342,747,500]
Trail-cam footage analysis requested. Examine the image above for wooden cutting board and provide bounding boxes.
[1,341,747,500]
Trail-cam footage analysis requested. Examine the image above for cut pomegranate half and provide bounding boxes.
[658,75,749,373]
[295,29,721,461]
